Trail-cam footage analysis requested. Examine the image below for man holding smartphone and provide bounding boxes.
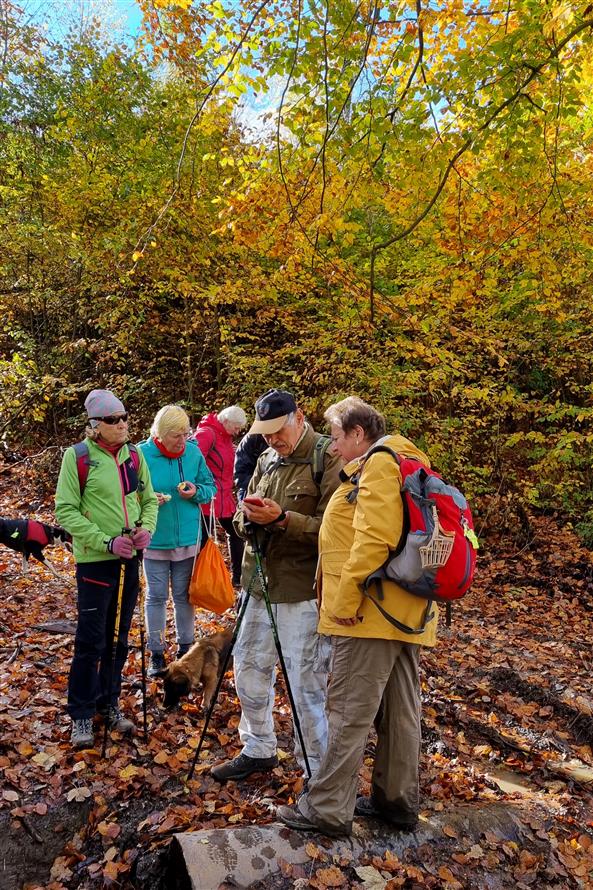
[211,389,342,782]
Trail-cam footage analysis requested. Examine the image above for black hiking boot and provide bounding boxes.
[354,795,417,830]
[210,752,278,782]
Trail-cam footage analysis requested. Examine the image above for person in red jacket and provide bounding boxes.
[194,405,246,586]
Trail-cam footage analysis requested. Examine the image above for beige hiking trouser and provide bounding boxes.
[299,635,421,832]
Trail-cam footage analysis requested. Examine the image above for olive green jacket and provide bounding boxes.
[234,423,342,603]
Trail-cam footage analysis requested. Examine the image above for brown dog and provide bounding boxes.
[158,628,234,710]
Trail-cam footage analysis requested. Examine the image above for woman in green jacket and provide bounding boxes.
[55,390,158,749]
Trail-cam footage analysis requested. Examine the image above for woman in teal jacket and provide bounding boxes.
[138,405,216,676]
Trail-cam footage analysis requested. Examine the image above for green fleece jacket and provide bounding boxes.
[55,438,158,564]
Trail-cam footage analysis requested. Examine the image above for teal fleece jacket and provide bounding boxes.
[55,439,158,564]
[137,437,216,551]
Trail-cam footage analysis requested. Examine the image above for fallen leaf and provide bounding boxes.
[66,787,92,802]
[98,821,121,839]
[316,865,347,887]
[354,865,386,888]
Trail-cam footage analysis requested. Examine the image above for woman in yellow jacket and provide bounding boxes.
[278,396,437,837]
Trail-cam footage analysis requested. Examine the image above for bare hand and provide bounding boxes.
[242,497,284,525]
[178,481,197,500]
[155,492,170,506]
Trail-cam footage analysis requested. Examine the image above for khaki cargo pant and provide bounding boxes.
[299,636,421,832]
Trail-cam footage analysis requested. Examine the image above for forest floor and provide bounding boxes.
[0,456,592,890]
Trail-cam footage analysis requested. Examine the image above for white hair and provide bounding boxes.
[217,405,247,426]
[284,411,297,426]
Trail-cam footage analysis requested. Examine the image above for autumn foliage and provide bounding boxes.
[0,0,592,546]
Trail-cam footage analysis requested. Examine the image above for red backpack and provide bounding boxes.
[361,446,478,635]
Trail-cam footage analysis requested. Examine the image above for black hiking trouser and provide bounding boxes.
[67,558,139,720]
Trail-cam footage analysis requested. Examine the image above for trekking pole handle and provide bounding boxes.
[133,519,145,557]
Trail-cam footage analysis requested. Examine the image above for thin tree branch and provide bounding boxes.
[132,0,271,258]
[371,17,593,262]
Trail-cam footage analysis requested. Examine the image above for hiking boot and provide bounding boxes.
[354,795,417,830]
[276,803,351,838]
[71,718,94,749]
[147,651,166,678]
[211,752,278,782]
[101,707,134,734]
[176,643,191,659]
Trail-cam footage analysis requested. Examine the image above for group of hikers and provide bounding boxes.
[55,386,438,838]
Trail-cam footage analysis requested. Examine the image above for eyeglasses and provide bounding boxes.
[92,413,129,425]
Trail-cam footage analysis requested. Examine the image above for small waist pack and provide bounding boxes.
[359,446,478,634]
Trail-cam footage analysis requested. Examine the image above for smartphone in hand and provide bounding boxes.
[243,496,265,507]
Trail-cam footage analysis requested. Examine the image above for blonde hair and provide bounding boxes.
[324,397,385,439]
[151,405,190,440]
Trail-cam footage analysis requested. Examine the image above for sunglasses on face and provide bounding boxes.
[92,413,129,425]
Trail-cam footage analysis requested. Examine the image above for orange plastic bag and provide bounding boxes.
[188,537,234,614]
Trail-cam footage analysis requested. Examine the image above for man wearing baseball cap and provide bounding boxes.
[55,389,158,749]
[211,389,342,782]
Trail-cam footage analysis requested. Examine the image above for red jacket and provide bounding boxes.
[194,413,236,518]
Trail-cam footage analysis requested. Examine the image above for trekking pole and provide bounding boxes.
[250,527,312,779]
[102,526,131,758]
[187,582,253,781]
[187,527,312,781]
[134,520,148,743]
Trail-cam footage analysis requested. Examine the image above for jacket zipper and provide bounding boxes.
[169,457,179,544]
[112,451,130,529]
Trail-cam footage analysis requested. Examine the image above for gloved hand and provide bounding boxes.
[131,527,152,549]
[109,535,134,559]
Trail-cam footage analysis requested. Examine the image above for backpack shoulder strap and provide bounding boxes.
[365,444,401,464]
[311,435,331,485]
[72,441,91,494]
[128,442,139,471]
[345,445,406,505]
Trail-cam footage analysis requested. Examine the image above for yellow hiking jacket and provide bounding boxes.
[317,434,438,645]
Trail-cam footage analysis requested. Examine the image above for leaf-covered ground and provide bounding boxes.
[0,459,592,890]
